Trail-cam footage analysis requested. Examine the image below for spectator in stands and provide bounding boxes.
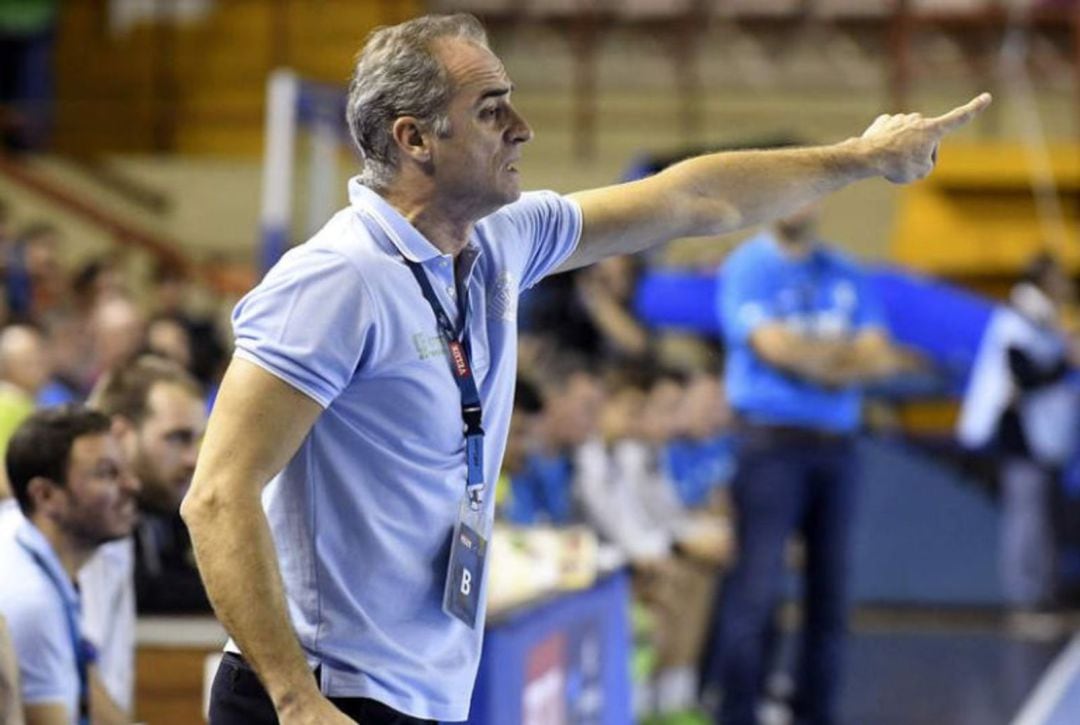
[150,262,228,389]
[91,354,209,613]
[495,377,544,518]
[712,203,918,725]
[664,369,736,511]
[71,356,208,718]
[146,313,194,372]
[958,252,1080,612]
[90,295,145,384]
[0,323,51,498]
[579,364,727,714]
[72,256,127,313]
[0,406,139,724]
[0,324,50,442]
[504,355,603,526]
[7,222,66,321]
[521,254,650,365]
[38,310,90,405]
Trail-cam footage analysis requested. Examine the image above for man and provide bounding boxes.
[180,13,990,724]
[0,406,139,725]
[711,203,917,725]
[0,324,51,446]
[92,354,208,612]
[505,356,604,526]
[959,253,1080,613]
[74,355,208,720]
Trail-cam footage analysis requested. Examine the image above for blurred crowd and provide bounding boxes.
[0,194,228,723]
[504,255,741,718]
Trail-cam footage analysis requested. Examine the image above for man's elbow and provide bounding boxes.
[684,195,743,237]
[180,482,221,532]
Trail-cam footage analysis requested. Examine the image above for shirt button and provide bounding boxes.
[447,286,456,297]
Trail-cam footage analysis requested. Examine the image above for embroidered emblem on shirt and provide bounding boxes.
[488,271,517,322]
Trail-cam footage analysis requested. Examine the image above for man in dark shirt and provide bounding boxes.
[93,354,209,612]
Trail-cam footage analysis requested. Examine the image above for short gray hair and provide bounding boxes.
[346,14,488,189]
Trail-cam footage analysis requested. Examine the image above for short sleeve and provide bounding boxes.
[5,598,75,707]
[231,248,373,408]
[719,247,775,346]
[493,191,582,291]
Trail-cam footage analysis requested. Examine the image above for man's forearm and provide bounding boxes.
[182,490,318,713]
[89,670,128,725]
[566,140,879,269]
[754,333,859,387]
[662,139,878,240]
[564,94,989,272]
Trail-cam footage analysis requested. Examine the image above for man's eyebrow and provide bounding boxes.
[476,85,513,105]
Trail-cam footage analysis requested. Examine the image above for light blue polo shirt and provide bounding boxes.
[0,517,82,721]
[229,179,581,721]
[719,233,886,433]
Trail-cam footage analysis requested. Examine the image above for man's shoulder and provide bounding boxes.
[249,209,392,300]
[283,208,388,269]
[0,537,62,622]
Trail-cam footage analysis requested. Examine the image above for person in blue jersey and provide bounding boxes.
[178,12,989,725]
[711,203,919,725]
[0,406,139,725]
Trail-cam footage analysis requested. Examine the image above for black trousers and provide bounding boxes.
[209,652,439,724]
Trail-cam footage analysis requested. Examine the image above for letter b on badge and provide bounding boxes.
[444,521,486,628]
[460,568,472,596]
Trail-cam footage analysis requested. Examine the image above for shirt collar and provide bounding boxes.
[348,177,484,267]
[15,519,80,609]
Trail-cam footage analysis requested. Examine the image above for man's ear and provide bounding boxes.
[391,116,432,164]
[27,475,63,515]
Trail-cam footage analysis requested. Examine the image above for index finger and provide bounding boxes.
[927,92,993,134]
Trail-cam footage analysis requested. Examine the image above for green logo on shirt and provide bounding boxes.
[413,332,447,360]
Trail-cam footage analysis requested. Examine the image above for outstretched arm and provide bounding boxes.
[559,94,992,272]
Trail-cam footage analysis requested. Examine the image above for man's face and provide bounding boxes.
[1,326,51,395]
[428,38,532,216]
[57,432,139,547]
[132,383,206,514]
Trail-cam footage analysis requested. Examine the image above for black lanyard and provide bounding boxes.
[17,536,91,725]
[405,259,486,509]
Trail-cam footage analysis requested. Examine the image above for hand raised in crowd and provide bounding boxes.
[860,92,992,184]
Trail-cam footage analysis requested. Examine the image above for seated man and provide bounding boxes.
[0,406,138,725]
[90,354,209,614]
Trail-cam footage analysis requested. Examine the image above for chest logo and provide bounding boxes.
[488,271,517,322]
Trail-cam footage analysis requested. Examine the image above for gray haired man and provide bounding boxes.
[182,13,990,725]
